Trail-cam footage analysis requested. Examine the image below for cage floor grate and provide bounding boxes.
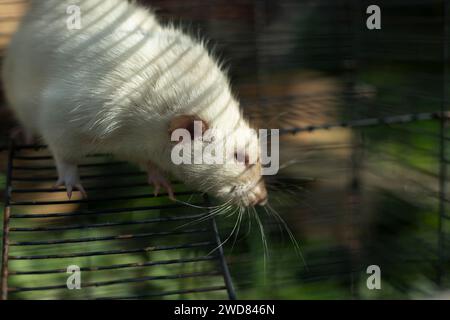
[1,143,235,300]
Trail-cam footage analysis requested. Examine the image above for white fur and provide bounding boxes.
[2,0,266,205]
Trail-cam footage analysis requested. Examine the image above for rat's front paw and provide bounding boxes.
[54,161,87,199]
[147,162,175,200]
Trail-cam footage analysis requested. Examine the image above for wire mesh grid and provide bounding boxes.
[1,143,236,300]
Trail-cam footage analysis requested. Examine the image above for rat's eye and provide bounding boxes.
[234,151,250,167]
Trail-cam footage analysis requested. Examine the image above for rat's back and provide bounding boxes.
[2,0,160,139]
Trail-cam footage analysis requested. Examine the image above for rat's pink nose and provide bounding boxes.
[252,182,268,206]
[256,196,268,206]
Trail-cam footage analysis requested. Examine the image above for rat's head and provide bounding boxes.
[168,114,268,207]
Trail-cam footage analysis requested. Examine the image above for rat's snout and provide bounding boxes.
[250,182,268,206]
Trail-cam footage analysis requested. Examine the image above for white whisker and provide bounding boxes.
[267,202,308,270]
[174,200,233,229]
[253,206,268,278]
[208,205,241,256]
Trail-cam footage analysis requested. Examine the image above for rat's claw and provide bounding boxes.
[66,185,73,200]
[148,176,173,198]
[53,161,86,199]
[147,165,175,200]
[153,182,161,197]
[162,181,175,200]
[53,181,87,199]
[75,184,88,199]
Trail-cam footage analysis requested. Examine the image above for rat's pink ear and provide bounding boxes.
[169,114,209,140]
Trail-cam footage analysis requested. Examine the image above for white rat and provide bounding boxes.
[2,0,268,206]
